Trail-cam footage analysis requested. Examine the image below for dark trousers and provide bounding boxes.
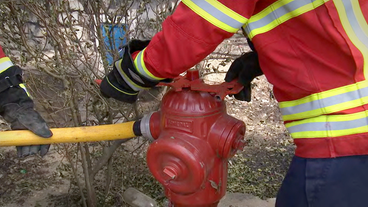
[276,155,368,207]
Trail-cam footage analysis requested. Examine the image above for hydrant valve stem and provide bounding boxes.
[163,167,178,180]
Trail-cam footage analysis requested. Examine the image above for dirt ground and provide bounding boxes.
[0,35,295,207]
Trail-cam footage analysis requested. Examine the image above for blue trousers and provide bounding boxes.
[276,155,368,207]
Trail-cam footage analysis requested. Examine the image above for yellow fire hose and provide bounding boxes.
[0,121,137,146]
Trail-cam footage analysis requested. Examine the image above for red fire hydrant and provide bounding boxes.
[140,70,246,207]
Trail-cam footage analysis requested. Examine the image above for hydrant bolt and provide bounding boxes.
[163,167,177,180]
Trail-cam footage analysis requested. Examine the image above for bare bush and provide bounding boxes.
[0,0,177,206]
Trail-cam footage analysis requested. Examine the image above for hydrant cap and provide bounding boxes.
[147,135,207,195]
[161,90,225,117]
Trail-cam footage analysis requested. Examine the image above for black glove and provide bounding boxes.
[100,39,162,103]
[225,51,263,101]
[0,66,52,157]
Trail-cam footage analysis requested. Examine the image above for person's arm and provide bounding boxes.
[138,0,256,78]
[0,46,13,71]
[0,46,52,157]
[100,0,258,103]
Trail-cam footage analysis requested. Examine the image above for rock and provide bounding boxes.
[122,187,158,207]
[218,193,275,207]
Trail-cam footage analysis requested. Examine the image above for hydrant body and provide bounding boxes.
[145,71,245,207]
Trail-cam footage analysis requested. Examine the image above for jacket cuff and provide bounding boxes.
[0,57,14,74]
[133,48,165,81]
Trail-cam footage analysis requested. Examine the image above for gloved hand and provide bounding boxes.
[100,39,161,103]
[225,51,263,101]
[0,65,52,157]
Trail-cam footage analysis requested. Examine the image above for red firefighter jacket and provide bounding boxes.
[0,46,13,73]
[131,0,368,158]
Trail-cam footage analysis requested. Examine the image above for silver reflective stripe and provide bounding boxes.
[190,0,244,30]
[281,0,368,117]
[0,58,13,73]
[280,86,368,115]
[287,116,368,133]
[135,50,158,81]
[245,0,322,37]
[115,60,144,91]
[340,0,368,47]
[128,68,145,85]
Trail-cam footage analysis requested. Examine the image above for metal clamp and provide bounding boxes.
[140,112,155,141]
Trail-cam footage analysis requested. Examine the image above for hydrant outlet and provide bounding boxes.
[147,132,211,195]
[233,136,247,151]
[141,112,161,140]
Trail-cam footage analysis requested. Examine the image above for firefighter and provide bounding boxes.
[99,1,368,207]
[0,46,52,157]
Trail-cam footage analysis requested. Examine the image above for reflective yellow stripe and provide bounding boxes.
[19,83,30,97]
[182,0,247,33]
[279,0,368,123]
[134,48,164,81]
[0,57,13,73]
[244,0,326,39]
[115,59,149,91]
[280,81,368,108]
[286,110,368,138]
[106,76,138,96]
[280,81,368,121]
[334,0,368,77]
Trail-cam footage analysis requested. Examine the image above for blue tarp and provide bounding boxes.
[100,23,127,65]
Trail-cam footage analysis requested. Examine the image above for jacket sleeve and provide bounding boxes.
[132,0,257,80]
[0,46,5,58]
[0,46,14,73]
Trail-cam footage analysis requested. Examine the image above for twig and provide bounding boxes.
[91,139,129,177]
